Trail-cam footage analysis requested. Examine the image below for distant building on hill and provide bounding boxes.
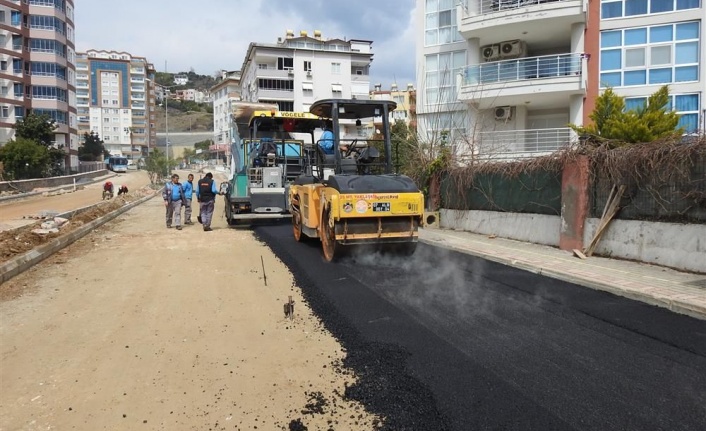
[174,74,189,85]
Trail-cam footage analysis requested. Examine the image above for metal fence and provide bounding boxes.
[474,0,569,15]
[590,154,706,223]
[78,161,106,174]
[476,128,576,159]
[441,169,563,215]
[463,53,582,86]
[439,150,705,223]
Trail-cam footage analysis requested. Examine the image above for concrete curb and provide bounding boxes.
[419,237,706,321]
[0,173,117,204]
[0,191,158,285]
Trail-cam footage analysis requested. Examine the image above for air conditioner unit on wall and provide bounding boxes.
[499,40,527,59]
[494,106,512,121]
[481,44,501,62]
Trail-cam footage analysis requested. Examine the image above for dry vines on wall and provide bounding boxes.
[588,136,706,221]
[439,135,706,222]
[441,149,578,213]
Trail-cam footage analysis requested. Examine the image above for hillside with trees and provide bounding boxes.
[154,70,218,92]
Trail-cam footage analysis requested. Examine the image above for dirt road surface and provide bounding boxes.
[0,170,151,232]
[0,188,380,430]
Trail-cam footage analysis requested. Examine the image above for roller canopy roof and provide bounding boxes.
[309,99,398,119]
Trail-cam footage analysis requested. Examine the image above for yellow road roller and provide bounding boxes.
[288,99,424,261]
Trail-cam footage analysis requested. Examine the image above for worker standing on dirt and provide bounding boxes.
[196,172,218,232]
[162,174,186,230]
[182,173,195,225]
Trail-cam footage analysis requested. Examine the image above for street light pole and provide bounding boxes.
[165,92,170,175]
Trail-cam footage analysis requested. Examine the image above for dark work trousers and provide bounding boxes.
[200,199,215,228]
[166,200,183,227]
[183,198,192,223]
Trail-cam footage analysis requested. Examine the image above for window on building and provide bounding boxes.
[11,10,21,26]
[303,61,312,72]
[260,100,294,111]
[600,21,700,87]
[393,111,408,121]
[331,62,341,74]
[258,79,294,91]
[1,106,9,118]
[424,50,466,105]
[601,0,700,19]
[31,85,67,102]
[626,93,700,132]
[277,57,294,70]
[331,83,343,95]
[0,61,7,71]
[425,0,462,46]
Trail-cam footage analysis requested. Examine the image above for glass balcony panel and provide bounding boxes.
[463,53,581,85]
[479,0,570,14]
[477,127,575,158]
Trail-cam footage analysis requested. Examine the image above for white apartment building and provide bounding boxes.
[416,0,704,160]
[239,30,373,136]
[0,0,78,171]
[174,74,188,86]
[210,70,240,146]
[75,50,156,159]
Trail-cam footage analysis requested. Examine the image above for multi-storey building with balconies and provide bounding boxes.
[75,50,156,161]
[416,0,703,160]
[371,83,418,129]
[239,30,373,136]
[210,70,240,147]
[0,0,78,170]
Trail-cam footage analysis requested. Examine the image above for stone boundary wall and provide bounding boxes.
[440,209,705,273]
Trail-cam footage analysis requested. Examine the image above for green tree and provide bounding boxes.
[0,138,51,180]
[390,120,418,175]
[143,148,178,185]
[11,113,62,176]
[571,85,682,145]
[155,72,175,87]
[79,132,108,161]
[194,140,211,152]
[15,113,57,146]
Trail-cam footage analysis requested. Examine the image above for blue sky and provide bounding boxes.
[75,0,417,90]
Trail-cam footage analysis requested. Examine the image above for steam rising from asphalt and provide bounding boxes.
[343,245,500,321]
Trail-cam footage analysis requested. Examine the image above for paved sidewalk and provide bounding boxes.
[419,228,706,320]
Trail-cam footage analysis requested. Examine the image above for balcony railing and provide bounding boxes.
[474,0,569,15]
[463,53,582,86]
[476,127,576,158]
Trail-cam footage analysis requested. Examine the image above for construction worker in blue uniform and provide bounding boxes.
[182,173,195,225]
[162,174,186,230]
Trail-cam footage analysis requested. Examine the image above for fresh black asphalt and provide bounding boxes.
[255,224,706,431]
